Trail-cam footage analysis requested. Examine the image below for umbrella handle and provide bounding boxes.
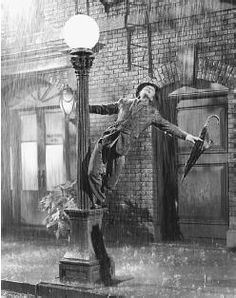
[204,115,220,127]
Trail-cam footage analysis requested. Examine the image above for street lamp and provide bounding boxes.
[62,14,99,209]
[59,13,114,285]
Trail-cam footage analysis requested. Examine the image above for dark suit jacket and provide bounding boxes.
[89,97,187,156]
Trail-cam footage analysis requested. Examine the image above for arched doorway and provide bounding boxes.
[151,58,235,244]
[5,78,74,226]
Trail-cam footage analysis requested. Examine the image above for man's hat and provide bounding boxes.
[136,82,159,97]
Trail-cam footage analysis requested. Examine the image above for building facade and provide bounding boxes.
[1,0,236,246]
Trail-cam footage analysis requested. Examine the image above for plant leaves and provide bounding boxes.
[39,180,78,239]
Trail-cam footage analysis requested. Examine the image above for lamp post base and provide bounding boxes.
[59,257,115,285]
[59,208,115,285]
[59,258,101,283]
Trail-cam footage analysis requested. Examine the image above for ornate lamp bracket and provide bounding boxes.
[70,49,95,77]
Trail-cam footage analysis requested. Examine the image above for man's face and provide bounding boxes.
[139,85,156,101]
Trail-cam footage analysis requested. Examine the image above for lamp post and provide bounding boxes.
[62,14,99,209]
[59,14,114,285]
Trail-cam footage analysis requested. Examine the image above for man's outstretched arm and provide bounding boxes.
[152,110,201,144]
[89,102,119,115]
[69,102,119,125]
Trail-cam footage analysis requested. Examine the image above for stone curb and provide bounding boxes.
[1,280,124,297]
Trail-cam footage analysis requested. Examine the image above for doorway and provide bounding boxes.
[9,81,69,226]
[153,84,229,242]
[176,88,228,240]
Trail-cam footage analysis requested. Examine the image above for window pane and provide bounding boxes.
[45,112,64,144]
[21,142,38,190]
[46,144,65,190]
[21,113,37,141]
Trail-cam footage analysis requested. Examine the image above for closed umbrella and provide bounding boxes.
[182,115,220,182]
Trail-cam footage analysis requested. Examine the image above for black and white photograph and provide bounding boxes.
[1,0,236,297]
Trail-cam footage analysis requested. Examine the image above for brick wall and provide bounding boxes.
[1,0,236,243]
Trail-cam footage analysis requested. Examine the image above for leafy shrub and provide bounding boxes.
[39,180,78,240]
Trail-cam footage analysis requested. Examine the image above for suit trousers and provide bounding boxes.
[88,139,125,203]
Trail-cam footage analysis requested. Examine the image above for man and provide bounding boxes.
[88,82,201,208]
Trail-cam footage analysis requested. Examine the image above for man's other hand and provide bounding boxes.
[186,134,203,144]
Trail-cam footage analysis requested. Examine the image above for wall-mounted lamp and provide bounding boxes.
[59,85,75,116]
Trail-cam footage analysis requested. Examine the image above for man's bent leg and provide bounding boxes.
[88,140,106,206]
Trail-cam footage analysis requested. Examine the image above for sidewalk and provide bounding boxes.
[1,238,236,297]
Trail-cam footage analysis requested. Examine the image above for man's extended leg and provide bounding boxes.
[88,139,106,206]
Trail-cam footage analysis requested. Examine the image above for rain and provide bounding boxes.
[1,0,236,297]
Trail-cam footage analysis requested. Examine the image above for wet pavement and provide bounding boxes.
[1,238,236,297]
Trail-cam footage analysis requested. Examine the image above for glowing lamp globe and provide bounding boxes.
[63,14,100,49]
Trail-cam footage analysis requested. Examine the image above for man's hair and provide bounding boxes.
[136,82,159,98]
